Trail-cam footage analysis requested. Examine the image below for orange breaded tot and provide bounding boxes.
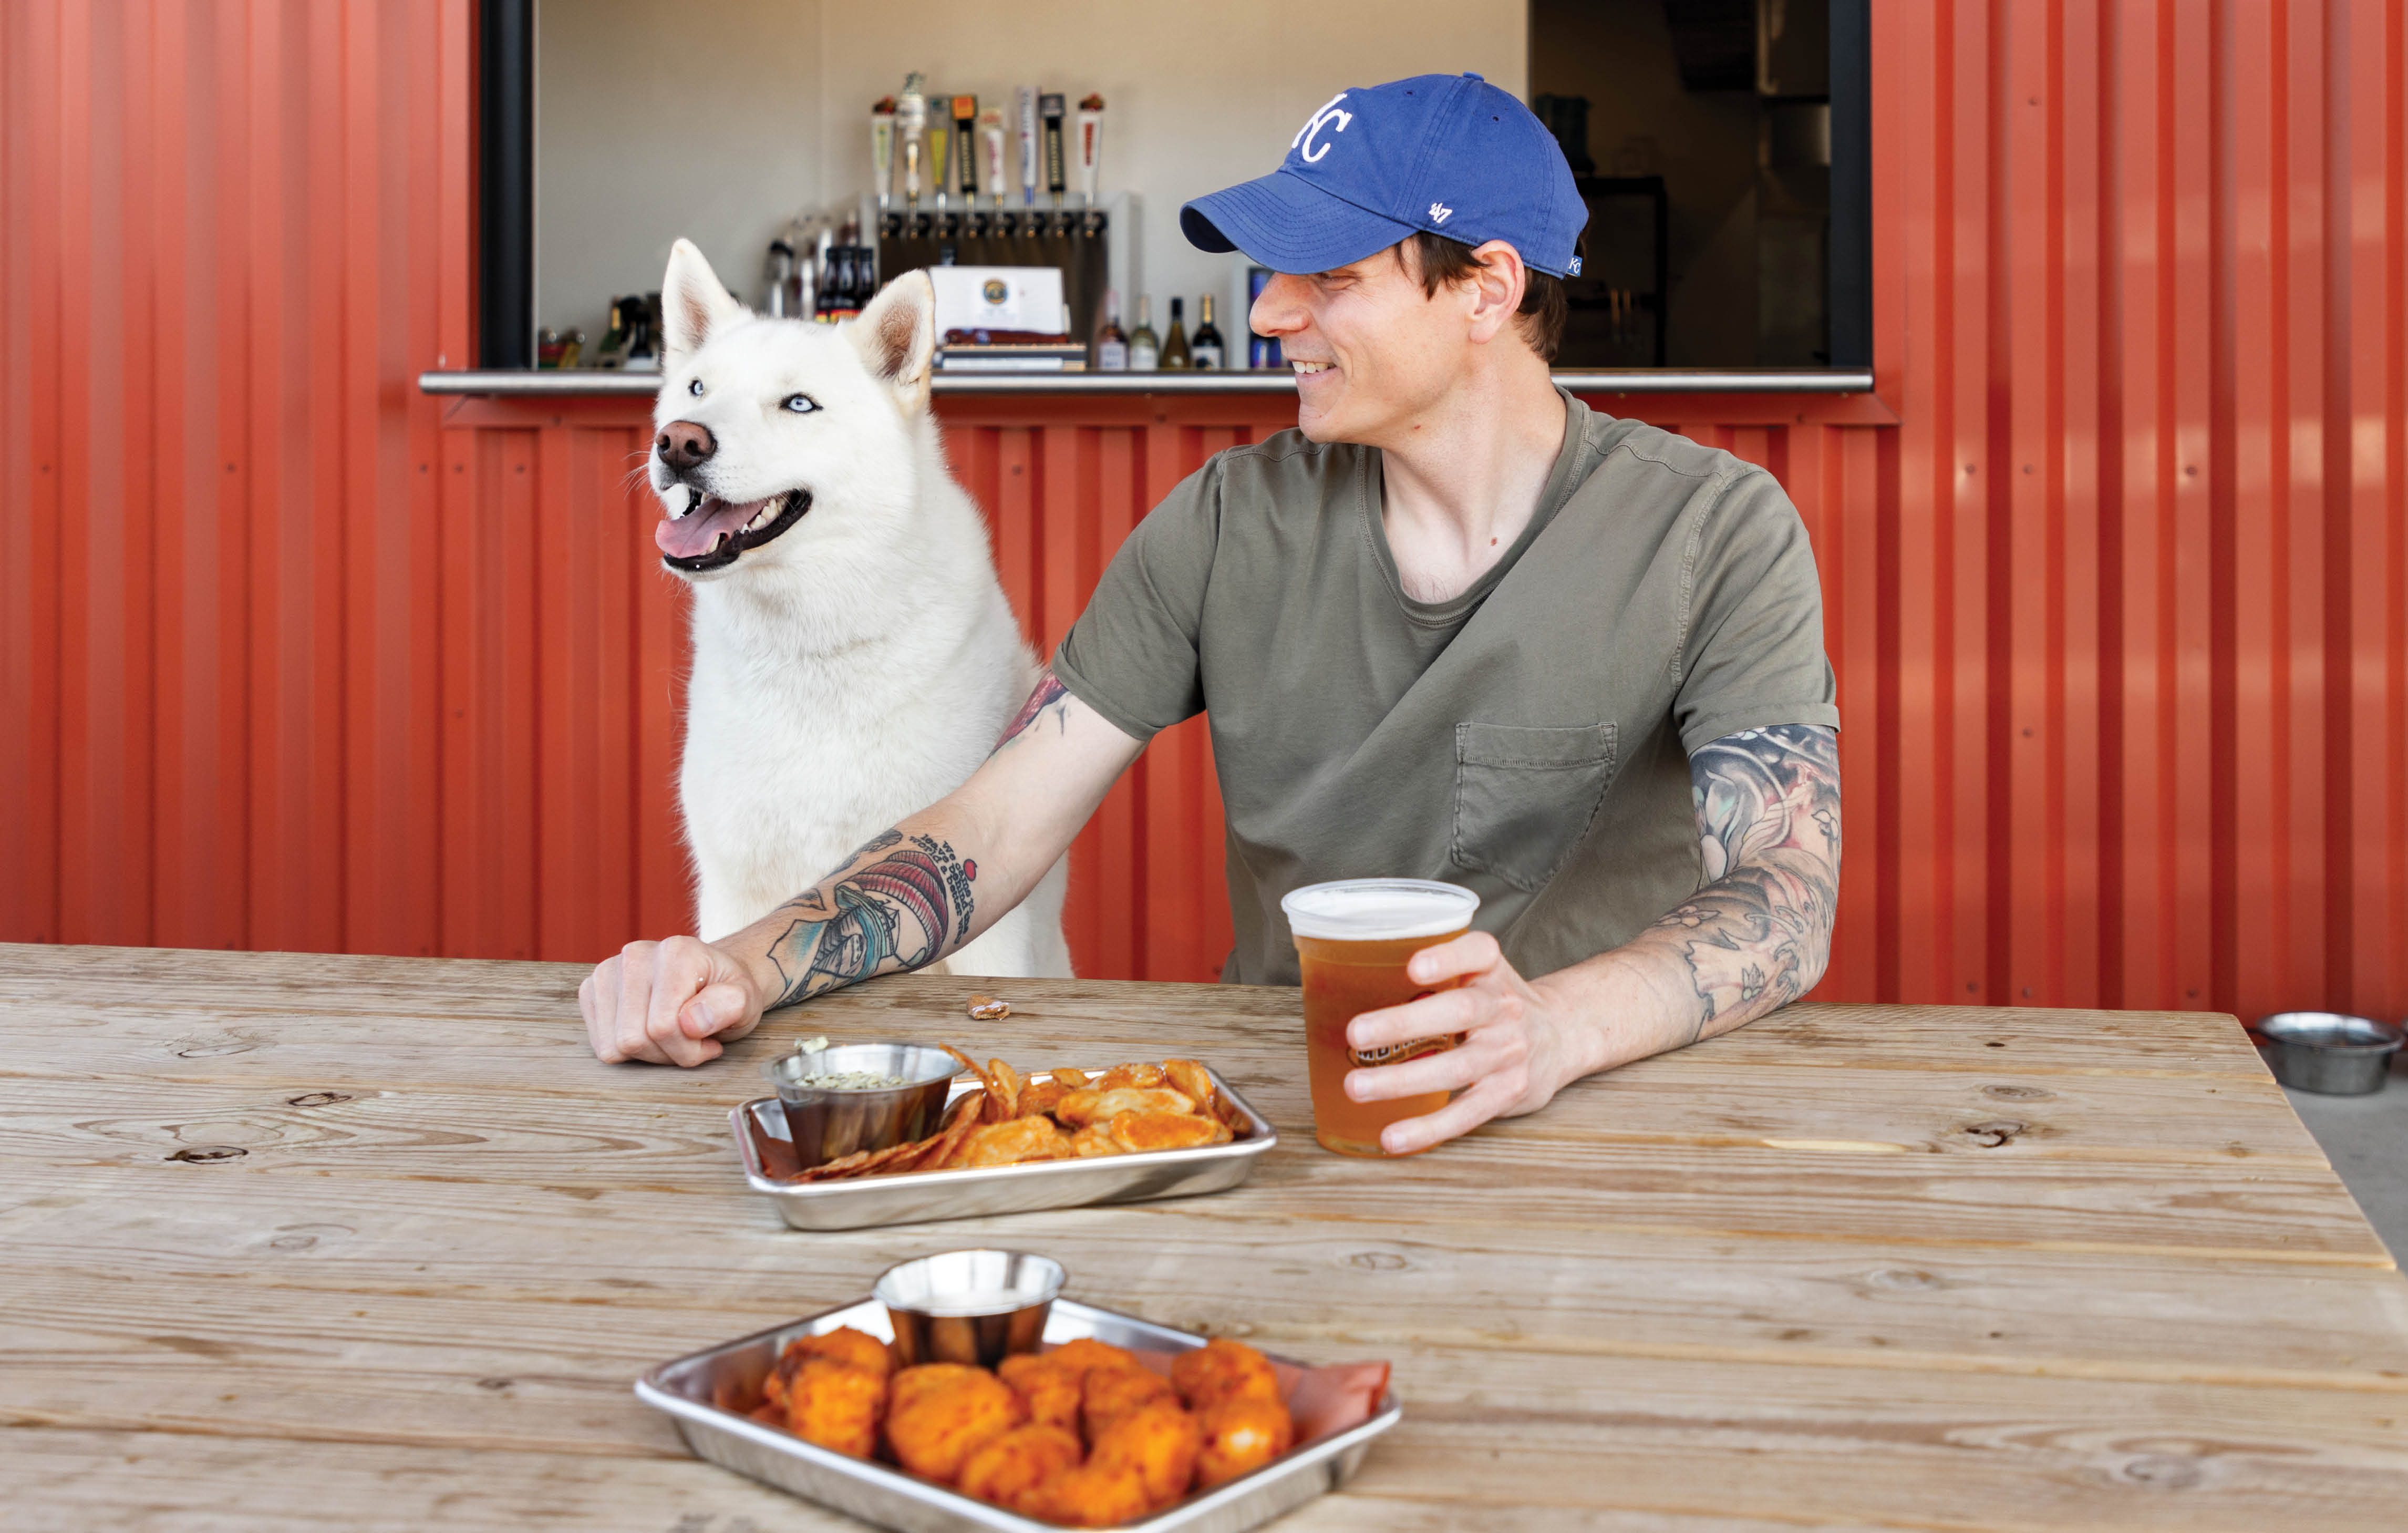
[1044,1338,1145,1375]
[888,1362,987,1415]
[784,1324,894,1381]
[1170,1337,1281,1413]
[1054,1085,1197,1128]
[783,1356,888,1459]
[957,1423,1084,1507]
[887,1364,1028,1483]
[1088,1398,1202,1508]
[998,1352,1084,1433]
[1193,1395,1295,1489]
[1020,1460,1154,1527]
[1108,1108,1232,1154]
[1081,1358,1176,1444]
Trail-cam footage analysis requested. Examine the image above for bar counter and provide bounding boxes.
[419,367,1878,397]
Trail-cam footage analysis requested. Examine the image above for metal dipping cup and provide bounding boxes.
[873,1249,1066,1369]
[763,1043,960,1172]
[2249,1012,2404,1096]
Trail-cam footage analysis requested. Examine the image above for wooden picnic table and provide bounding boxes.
[4,942,2407,1530]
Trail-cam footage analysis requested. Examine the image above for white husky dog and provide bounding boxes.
[646,239,1070,978]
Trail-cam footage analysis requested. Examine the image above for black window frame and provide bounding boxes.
[478,0,1870,373]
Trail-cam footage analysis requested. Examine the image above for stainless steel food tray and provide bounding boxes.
[731,1065,1277,1232]
[635,1294,1400,1533]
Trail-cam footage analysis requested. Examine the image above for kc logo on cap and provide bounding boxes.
[1291,92,1353,164]
[1182,73,1588,279]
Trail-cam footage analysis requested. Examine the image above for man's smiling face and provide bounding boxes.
[1248,246,1476,448]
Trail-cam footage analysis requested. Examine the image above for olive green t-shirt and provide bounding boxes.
[1051,390,1839,986]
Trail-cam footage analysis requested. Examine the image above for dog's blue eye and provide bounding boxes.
[688,378,705,397]
[782,394,819,414]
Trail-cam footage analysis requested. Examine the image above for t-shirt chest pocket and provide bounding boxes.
[1450,722,1620,892]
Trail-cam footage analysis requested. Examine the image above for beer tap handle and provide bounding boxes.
[870,98,895,215]
[1040,93,1067,213]
[979,108,1006,210]
[1016,87,1039,208]
[895,73,928,207]
[1076,95,1104,209]
[952,96,979,201]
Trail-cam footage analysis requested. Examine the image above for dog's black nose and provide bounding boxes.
[656,419,717,472]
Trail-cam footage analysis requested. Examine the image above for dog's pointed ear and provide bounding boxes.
[662,238,745,365]
[847,270,937,412]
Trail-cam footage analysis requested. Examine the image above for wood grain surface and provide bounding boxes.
[4,943,2406,1531]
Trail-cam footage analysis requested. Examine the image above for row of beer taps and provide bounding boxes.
[874,74,1107,241]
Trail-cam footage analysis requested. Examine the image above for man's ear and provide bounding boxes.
[846,270,937,413]
[662,238,746,366]
[1461,239,1528,345]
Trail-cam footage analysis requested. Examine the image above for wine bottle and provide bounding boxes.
[1128,297,1160,372]
[1094,290,1130,372]
[1191,295,1225,370]
[1162,296,1192,369]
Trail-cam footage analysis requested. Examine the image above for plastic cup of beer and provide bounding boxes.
[1281,878,1482,1157]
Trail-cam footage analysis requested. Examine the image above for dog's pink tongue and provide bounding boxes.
[656,497,762,559]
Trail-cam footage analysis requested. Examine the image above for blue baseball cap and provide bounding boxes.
[1181,73,1585,278]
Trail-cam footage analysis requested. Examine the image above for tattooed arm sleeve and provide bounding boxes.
[718,668,1143,1011]
[1641,725,1841,1041]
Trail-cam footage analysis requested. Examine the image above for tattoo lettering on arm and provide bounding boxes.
[1651,724,1841,1037]
[992,670,1072,754]
[761,832,980,1007]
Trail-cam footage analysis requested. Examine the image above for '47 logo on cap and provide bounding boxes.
[1291,92,1353,164]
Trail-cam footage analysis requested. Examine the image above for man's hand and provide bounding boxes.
[580,936,767,1067]
[1340,931,1598,1155]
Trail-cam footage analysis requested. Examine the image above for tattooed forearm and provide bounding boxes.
[1648,725,1841,1039]
[992,670,1072,754]
[758,830,980,1007]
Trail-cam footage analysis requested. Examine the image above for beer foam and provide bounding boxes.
[1280,879,1481,942]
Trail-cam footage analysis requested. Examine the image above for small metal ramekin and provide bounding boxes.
[873,1249,1066,1369]
[763,1042,960,1171]
[2249,1012,2404,1096]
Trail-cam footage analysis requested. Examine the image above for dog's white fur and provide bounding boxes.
[649,239,1070,978]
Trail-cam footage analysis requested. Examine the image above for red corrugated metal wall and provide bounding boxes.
[5,1,2406,1020]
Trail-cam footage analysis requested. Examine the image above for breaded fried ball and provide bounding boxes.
[886,1364,1028,1484]
[956,1423,1084,1507]
[1020,1460,1154,1527]
[783,1356,888,1459]
[1043,1338,1144,1375]
[1088,1398,1202,1508]
[998,1352,1084,1433]
[1170,1337,1281,1413]
[1193,1395,1295,1489]
[1081,1358,1176,1444]
[781,1324,894,1382]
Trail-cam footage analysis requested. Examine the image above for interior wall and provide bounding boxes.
[1527,0,1763,366]
[536,0,824,343]
[536,0,1524,347]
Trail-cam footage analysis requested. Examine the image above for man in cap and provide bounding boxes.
[581,74,1842,1156]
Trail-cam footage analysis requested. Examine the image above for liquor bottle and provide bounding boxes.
[1128,296,1160,372]
[1161,296,1192,369]
[1191,295,1225,370]
[1094,290,1129,371]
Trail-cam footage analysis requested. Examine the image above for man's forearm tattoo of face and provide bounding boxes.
[762,831,980,1006]
[1653,724,1842,1033]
